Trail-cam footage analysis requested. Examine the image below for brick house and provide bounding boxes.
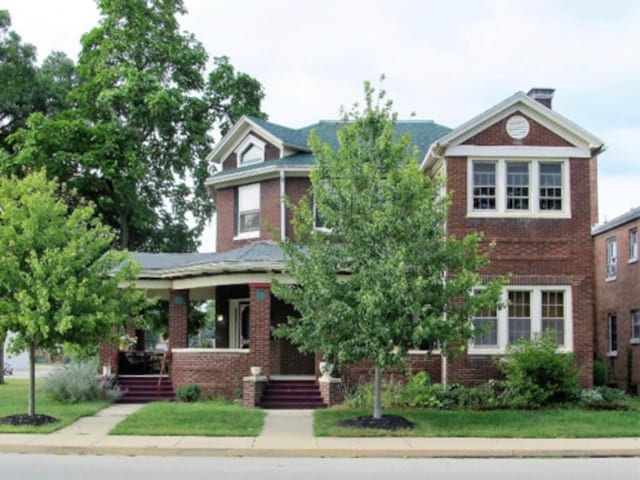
[592,207,640,393]
[103,88,605,406]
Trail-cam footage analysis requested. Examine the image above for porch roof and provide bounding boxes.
[129,241,285,279]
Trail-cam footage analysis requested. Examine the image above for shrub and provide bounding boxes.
[593,358,608,386]
[344,379,405,409]
[579,386,628,410]
[176,383,202,402]
[498,331,580,408]
[42,358,121,403]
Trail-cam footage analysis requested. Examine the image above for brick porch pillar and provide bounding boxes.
[249,283,271,376]
[169,289,189,349]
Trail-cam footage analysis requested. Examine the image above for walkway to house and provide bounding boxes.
[0,404,638,458]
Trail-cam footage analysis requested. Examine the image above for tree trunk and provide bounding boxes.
[28,342,36,417]
[441,352,448,387]
[373,365,382,420]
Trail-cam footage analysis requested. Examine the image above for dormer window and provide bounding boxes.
[236,135,265,166]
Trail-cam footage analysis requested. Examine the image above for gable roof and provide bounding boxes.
[592,206,640,236]
[206,117,452,187]
[420,91,606,172]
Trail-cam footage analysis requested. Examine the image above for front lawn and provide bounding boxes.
[0,379,110,433]
[109,400,266,436]
[315,401,640,438]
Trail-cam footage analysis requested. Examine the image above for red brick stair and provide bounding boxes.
[258,379,326,409]
[116,375,175,403]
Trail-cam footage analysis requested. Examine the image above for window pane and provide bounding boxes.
[508,291,531,342]
[506,163,529,210]
[542,291,564,345]
[606,238,617,278]
[609,314,617,352]
[238,184,260,211]
[630,229,638,261]
[240,144,263,164]
[474,317,497,346]
[539,163,562,210]
[632,310,640,340]
[473,162,496,210]
[239,211,260,233]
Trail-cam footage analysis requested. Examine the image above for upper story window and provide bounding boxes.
[629,228,638,263]
[235,134,266,166]
[470,285,571,354]
[608,313,618,355]
[236,183,260,239]
[606,237,617,280]
[631,310,640,344]
[468,159,569,218]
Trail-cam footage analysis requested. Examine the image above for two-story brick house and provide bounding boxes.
[104,88,604,406]
[592,207,640,393]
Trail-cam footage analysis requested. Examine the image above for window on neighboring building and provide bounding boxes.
[473,302,498,347]
[237,183,260,237]
[541,291,565,345]
[606,237,617,280]
[469,159,568,217]
[469,286,571,354]
[508,290,531,343]
[630,228,638,263]
[539,163,563,211]
[506,162,530,210]
[631,310,640,343]
[608,314,618,354]
[472,162,496,210]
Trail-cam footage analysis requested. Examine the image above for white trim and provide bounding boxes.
[206,164,312,190]
[233,231,260,241]
[466,158,571,219]
[172,348,250,354]
[235,134,266,166]
[468,285,573,355]
[446,145,591,159]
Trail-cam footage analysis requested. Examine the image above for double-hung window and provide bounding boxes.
[631,310,640,344]
[236,183,260,238]
[630,228,638,263]
[606,237,617,280]
[472,301,498,348]
[608,314,618,355]
[469,159,568,217]
[508,290,531,343]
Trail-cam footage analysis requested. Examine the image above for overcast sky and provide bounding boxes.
[4,0,640,251]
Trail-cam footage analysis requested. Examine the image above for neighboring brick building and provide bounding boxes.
[592,207,640,393]
[105,88,606,405]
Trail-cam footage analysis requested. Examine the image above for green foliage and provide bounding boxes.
[498,332,581,408]
[273,80,503,418]
[0,171,149,415]
[593,358,608,386]
[579,386,628,409]
[344,379,406,410]
[41,358,121,403]
[176,383,202,402]
[4,0,266,252]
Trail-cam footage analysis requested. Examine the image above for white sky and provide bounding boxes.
[4,0,640,252]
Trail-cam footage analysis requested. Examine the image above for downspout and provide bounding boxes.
[280,169,286,241]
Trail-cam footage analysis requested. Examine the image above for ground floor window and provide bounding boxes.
[608,314,618,355]
[632,310,640,343]
[470,285,572,354]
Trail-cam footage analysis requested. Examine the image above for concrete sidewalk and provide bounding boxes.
[0,404,638,458]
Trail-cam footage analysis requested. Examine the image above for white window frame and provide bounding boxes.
[606,237,617,281]
[631,309,640,345]
[469,285,573,355]
[629,228,638,263]
[235,134,265,166]
[235,183,260,240]
[608,313,618,356]
[467,158,570,219]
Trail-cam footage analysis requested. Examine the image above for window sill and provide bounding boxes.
[234,231,260,241]
[629,258,638,264]
[466,211,571,220]
[607,351,618,358]
[630,338,640,345]
[605,277,617,283]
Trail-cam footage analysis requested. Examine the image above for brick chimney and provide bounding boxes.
[527,88,555,109]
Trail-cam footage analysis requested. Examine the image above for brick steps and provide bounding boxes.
[259,379,326,409]
[117,376,175,403]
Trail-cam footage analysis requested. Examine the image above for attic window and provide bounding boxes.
[240,143,264,165]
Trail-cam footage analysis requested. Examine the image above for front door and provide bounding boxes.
[229,299,250,349]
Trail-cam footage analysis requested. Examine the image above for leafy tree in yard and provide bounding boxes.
[273,82,503,420]
[0,171,149,416]
[6,0,266,253]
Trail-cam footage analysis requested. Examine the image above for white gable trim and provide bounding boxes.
[446,145,592,159]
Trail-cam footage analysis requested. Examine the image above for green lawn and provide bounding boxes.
[109,400,266,436]
[315,402,640,438]
[0,379,110,433]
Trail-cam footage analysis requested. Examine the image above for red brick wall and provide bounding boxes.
[462,113,573,147]
[594,217,640,392]
[168,290,189,349]
[285,177,312,242]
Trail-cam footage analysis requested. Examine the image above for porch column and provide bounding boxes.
[169,289,189,349]
[249,283,271,376]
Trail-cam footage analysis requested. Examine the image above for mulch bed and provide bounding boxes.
[0,414,59,427]
[339,414,415,431]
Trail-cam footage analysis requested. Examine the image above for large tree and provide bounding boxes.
[273,82,503,420]
[0,170,149,416]
[6,0,266,253]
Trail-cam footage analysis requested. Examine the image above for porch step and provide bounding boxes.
[116,376,175,403]
[258,379,326,409]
